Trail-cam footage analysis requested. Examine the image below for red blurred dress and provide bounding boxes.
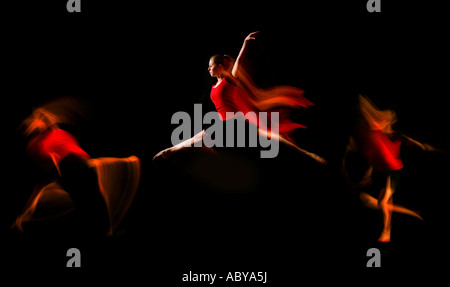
[15,127,141,236]
[356,95,404,173]
[210,77,313,138]
[27,127,89,165]
[357,128,404,172]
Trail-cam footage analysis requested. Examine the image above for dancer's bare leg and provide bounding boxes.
[359,192,422,220]
[153,130,208,160]
[258,128,327,164]
[378,176,394,242]
[154,128,327,164]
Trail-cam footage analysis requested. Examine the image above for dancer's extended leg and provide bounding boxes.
[359,192,422,220]
[258,128,327,164]
[377,176,393,242]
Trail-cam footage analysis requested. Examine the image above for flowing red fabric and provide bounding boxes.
[27,127,90,164]
[13,156,141,236]
[357,129,404,172]
[356,95,404,172]
[210,77,313,138]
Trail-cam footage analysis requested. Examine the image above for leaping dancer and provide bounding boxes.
[342,95,441,242]
[154,32,326,164]
[13,98,141,236]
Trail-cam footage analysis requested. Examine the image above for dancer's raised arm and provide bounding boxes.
[231,31,259,79]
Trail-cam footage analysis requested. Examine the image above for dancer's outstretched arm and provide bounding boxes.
[401,134,437,152]
[231,31,259,79]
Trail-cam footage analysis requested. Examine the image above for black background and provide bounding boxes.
[2,0,449,284]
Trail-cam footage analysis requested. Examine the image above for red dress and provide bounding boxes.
[210,78,244,120]
[357,128,404,172]
[27,128,90,166]
[210,77,313,137]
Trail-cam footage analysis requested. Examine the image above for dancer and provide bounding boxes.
[153,32,325,164]
[13,99,141,236]
[342,95,437,242]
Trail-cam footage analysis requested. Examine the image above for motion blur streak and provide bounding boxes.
[356,95,403,172]
[235,67,314,135]
[342,95,427,242]
[89,156,141,236]
[13,182,75,232]
[359,192,422,220]
[13,156,141,235]
[13,98,141,236]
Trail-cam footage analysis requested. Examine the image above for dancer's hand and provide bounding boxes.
[244,31,259,43]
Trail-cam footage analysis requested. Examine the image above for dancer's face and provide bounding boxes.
[208,59,222,78]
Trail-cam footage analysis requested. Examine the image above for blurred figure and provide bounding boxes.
[342,95,438,242]
[13,99,141,236]
[154,32,325,164]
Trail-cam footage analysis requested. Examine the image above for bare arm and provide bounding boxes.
[401,134,437,152]
[231,31,259,79]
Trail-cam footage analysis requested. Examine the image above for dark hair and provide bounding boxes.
[210,54,235,73]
